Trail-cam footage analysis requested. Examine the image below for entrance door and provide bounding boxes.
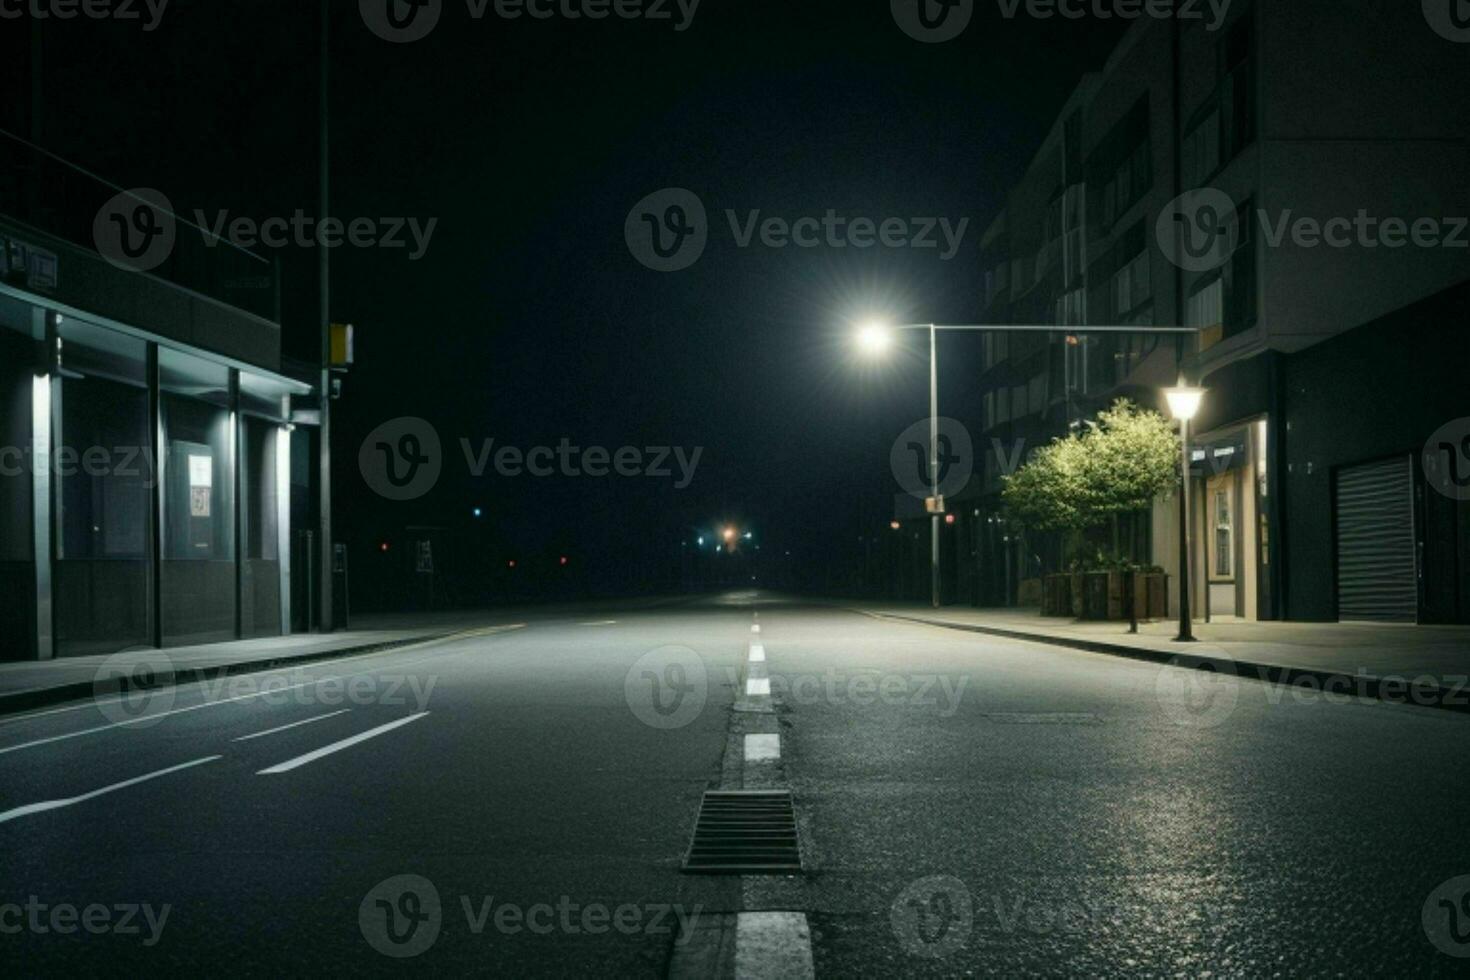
[1335,456,1418,623]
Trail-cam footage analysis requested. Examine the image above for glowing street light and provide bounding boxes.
[856,321,894,356]
[1164,386,1207,643]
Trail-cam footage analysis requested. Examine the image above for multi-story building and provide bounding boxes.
[967,0,1469,624]
[0,130,324,659]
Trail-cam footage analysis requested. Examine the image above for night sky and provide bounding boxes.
[5,0,1129,596]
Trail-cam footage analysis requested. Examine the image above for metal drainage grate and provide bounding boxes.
[682,790,801,874]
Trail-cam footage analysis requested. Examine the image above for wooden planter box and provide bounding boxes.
[1082,571,1171,621]
[1041,574,1071,616]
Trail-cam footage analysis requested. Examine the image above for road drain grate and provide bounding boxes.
[682,790,801,874]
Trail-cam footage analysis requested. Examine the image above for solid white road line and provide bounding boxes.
[744,733,780,762]
[0,756,221,825]
[256,713,430,775]
[232,709,351,742]
[579,620,618,626]
[748,644,766,663]
[0,624,521,730]
[0,635,485,757]
[745,678,771,697]
[734,912,815,980]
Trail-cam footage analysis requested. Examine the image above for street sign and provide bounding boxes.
[330,322,355,367]
[925,495,946,514]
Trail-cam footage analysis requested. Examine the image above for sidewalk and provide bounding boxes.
[851,603,1470,714]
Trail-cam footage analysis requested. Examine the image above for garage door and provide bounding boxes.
[1335,456,1418,623]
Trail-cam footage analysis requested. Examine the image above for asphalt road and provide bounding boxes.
[2,593,1468,976]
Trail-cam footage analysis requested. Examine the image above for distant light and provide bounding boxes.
[743,531,752,540]
[379,542,389,552]
[890,520,902,531]
[560,556,569,566]
[697,536,705,546]
[723,527,736,542]
[507,559,517,568]
[472,507,483,518]
[945,513,956,525]
[857,321,893,356]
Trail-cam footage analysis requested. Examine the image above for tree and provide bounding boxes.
[1002,398,1177,546]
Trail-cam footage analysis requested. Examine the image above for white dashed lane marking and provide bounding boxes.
[744,733,780,762]
[232,709,350,742]
[0,755,221,825]
[256,713,430,775]
[745,678,770,697]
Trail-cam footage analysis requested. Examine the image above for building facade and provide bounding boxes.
[966,0,1469,623]
[0,134,321,660]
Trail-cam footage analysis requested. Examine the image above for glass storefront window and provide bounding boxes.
[0,294,40,660]
[160,348,235,644]
[54,316,153,656]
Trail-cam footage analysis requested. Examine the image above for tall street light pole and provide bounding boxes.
[858,321,1200,613]
[1165,386,1206,642]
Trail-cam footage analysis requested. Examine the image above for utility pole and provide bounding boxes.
[317,0,334,631]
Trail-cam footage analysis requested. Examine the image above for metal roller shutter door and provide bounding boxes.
[1335,456,1417,623]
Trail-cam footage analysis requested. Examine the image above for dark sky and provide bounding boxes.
[7,0,1129,589]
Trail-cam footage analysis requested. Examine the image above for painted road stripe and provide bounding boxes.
[0,624,521,730]
[257,713,429,775]
[232,709,350,742]
[744,733,780,762]
[748,644,765,663]
[734,912,815,979]
[0,756,221,825]
[745,678,771,697]
[579,620,618,626]
[751,625,761,634]
[0,630,508,756]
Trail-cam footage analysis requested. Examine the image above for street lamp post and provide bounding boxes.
[1164,386,1206,643]
[857,321,1198,612]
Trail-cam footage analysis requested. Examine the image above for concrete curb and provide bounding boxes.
[0,630,471,719]
[853,609,1470,717]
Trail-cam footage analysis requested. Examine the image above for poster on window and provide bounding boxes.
[191,486,211,517]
